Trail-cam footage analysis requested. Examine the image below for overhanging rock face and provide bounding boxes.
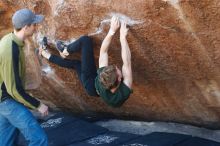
[1,0,220,128]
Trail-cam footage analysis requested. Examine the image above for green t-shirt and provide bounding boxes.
[95,67,132,107]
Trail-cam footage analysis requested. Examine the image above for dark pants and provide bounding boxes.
[49,36,98,96]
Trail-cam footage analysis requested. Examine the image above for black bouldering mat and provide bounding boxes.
[69,131,140,146]
[176,137,220,146]
[41,112,79,130]
[120,132,191,146]
[16,113,220,146]
[17,112,108,146]
[47,120,108,146]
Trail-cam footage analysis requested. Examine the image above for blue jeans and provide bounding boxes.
[49,36,98,96]
[0,98,48,146]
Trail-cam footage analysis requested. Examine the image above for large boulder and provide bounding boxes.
[1,0,220,128]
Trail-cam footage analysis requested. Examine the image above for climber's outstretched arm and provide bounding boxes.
[99,16,120,68]
[120,22,133,89]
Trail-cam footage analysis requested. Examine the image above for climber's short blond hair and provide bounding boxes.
[99,65,119,89]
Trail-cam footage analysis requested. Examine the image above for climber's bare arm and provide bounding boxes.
[120,22,132,89]
[99,16,120,68]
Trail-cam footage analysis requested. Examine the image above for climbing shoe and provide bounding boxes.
[56,40,68,52]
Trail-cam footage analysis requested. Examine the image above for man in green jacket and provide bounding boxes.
[0,8,48,146]
[95,16,133,107]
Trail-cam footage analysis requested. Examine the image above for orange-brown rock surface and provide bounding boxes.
[1,0,220,128]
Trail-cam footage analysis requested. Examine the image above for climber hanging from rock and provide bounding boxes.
[39,16,133,107]
[95,16,133,107]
